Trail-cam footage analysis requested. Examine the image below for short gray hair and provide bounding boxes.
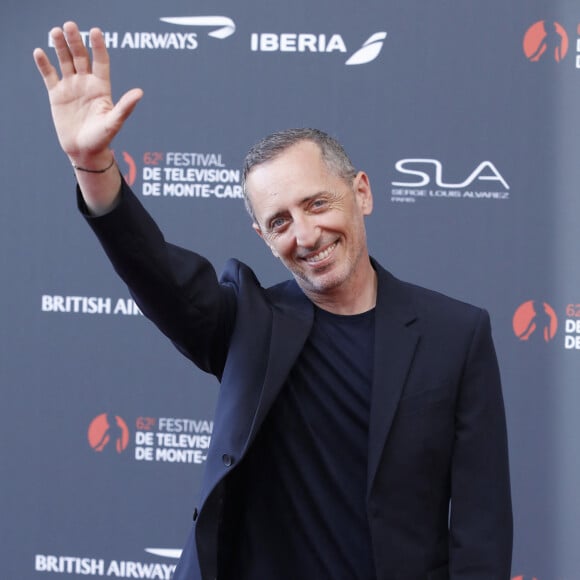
[241,128,357,220]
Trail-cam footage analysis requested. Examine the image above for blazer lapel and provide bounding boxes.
[367,262,420,494]
[244,280,314,451]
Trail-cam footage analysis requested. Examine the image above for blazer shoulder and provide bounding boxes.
[220,258,264,292]
[375,261,485,330]
[220,262,308,310]
[404,279,483,319]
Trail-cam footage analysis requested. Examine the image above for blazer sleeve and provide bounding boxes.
[449,308,513,579]
[79,180,237,378]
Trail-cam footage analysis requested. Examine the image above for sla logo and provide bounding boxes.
[523,20,568,62]
[393,159,509,189]
[513,300,558,343]
[390,158,510,203]
[115,150,137,186]
[250,31,387,65]
[88,413,130,454]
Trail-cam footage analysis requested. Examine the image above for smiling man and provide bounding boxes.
[34,22,512,580]
[246,135,376,314]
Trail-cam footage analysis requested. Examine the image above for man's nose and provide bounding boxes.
[293,215,320,249]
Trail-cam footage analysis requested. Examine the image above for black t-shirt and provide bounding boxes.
[228,306,376,580]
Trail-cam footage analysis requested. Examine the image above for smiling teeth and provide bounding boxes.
[306,243,337,263]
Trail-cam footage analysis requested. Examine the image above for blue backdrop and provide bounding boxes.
[1,1,579,578]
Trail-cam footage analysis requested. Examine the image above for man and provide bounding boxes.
[34,22,512,580]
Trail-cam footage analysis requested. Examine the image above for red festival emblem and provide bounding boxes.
[88,413,130,454]
[523,21,568,62]
[113,150,137,186]
[513,300,558,343]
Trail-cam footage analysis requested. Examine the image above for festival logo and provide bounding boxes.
[88,413,130,454]
[523,20,569,62]
[116,150,137,186]
[87,413,213,464]
[513,300,558,343]
[141,150,242,200]
[513,300,580,350]
[512,576,539,580]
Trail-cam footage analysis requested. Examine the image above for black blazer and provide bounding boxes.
[85,183,512,580]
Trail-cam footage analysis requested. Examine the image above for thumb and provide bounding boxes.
[111,87,144,127]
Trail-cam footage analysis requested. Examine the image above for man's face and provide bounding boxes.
[246,140,373,299]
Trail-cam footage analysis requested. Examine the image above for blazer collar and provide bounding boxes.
[245,280,314,450]
[367,259,420,494]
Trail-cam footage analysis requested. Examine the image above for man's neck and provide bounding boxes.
[304,262,378,316]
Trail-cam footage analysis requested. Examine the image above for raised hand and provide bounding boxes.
[33,21,143,211]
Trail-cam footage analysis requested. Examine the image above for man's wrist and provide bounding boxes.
[68,150,115,173]
[72,155,116,174]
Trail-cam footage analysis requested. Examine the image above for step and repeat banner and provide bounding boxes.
[1,0,579,578]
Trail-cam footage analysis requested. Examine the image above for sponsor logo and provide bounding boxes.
[88,414,213,465]
[41,295,142,315]
[144,549,181,559]
[389,158,510,203]
[45,18,385,65]
[346,32,388,65]
[47,16,236,51]
[35,549,177,578]
[513,300,580,350]
[512,576,539,580]
[88,414,130,454]
[159,16,235,39]
[141,151,242,200]
[250,31,387,65]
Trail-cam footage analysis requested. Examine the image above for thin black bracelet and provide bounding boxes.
[72,156,116,174]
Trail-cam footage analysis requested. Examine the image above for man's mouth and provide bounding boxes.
[304,242,337,264]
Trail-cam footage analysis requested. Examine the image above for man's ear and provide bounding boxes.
[353,171,373,215]
[252,222,279,258]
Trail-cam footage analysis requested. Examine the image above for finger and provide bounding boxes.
[111,88,144,126]
[63,21,91,74]
[50,26,75,77]
[89,27,110,81]
[32,48,60,91]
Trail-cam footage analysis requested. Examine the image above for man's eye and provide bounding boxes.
[270,218,287,230]
[311,199,327,209]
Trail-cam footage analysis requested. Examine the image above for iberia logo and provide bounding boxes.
[523,20,569,62]
[513,300,558,342]
[88,413,130,453]
[114,150,137,186]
